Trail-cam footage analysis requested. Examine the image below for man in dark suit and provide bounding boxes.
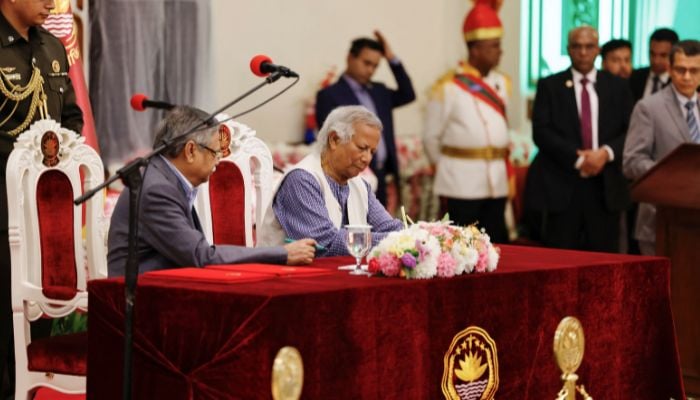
[107,106,316,276]
[524,26,633,252]
[315,31,416,206]
[629,28,679,103]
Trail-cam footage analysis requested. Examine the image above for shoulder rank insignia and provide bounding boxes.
[442,326,499,399]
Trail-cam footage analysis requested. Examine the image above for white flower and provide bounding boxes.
[487,244,500,272]
[411,228,440,279]
[450,241,477,275]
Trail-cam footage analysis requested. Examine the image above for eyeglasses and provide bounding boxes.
[197,143,222,159]
[672,66,700,76]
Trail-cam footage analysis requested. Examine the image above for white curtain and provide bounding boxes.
[89,0,211,166]
[632,0,677,66]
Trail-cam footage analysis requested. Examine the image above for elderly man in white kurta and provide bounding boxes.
[423,1,510,243]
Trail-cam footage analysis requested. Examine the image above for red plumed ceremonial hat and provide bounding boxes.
[463,0,503,42]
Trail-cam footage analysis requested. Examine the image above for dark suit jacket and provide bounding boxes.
[629,67,671,103]
[526,69,633,214]
[315,62,415,177]
[107,156,287,276]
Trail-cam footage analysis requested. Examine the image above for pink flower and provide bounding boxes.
[475,249,489,273]
[378,254,401,277]
[436,252,456,278]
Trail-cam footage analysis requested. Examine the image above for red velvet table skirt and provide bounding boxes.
[87,245,684,399]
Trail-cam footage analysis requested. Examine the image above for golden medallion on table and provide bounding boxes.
[271,346,304,400]
[553,316,593,400]
[442,326,498,400]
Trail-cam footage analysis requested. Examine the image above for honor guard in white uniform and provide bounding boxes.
[423,0,510,243]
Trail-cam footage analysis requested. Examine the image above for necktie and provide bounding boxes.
[652,75,661,94]
[580,78,593,149]
[686,101,700,144]
[191,206,204,233]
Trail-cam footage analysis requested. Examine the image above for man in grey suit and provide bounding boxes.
[623,40,700,255]
[107,106,317,276]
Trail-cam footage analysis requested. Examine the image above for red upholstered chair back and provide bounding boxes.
[6,119,105,397]
[37,170,78,300]
[195,118,274,247]
[208,160,246,245]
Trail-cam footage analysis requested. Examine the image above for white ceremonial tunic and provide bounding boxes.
[257,152,368,247]
[423,63,510,200]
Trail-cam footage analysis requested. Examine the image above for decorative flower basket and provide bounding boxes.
[367,219,499,279]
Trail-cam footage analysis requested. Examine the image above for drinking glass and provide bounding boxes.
[341,224,372,276]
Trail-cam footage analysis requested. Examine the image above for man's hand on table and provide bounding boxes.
[284,238,317,265]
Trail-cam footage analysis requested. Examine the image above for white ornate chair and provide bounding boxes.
[6,119,105,399]
[195,116,274,247]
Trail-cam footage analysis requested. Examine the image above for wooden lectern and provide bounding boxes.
[631,143,700,394]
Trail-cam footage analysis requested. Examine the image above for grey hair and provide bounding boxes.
[567,25,599,45]
[153,106,218,158]
[316,105,383,152]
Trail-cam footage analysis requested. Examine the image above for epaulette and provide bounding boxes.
[493,69,513,97]
[429,69,456,101]
[36,26,62,45]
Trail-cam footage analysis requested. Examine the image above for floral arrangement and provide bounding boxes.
[367,220,499,279]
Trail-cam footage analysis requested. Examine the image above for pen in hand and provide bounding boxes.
[284,237,327,252]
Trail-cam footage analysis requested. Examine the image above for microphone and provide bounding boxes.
[130,93,175,111]
[249,54,299,78]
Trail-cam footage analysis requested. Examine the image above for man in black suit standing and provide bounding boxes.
[629,28,679,103]
[524,26,633,252]
[315,31,416,206]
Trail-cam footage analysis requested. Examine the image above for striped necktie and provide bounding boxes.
[686,101,700,143]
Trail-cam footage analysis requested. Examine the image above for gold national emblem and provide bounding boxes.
[442,326,498,400]
[40,131,60,167]
[218,124,232,158]
[51,60,60,73]
[553,316,584,375]
[53,0,70,14]
[271,346,304,400]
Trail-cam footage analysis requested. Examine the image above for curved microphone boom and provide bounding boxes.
[80,55,299,400]
[249,54,299,78]
[130,93,175,111]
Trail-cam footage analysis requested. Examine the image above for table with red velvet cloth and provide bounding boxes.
[87,245,684,399]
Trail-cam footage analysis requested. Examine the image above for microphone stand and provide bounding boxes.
[75,71,286,400]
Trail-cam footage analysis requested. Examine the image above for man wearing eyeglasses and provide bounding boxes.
[623,40,700,255]
[107,106,317,276]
